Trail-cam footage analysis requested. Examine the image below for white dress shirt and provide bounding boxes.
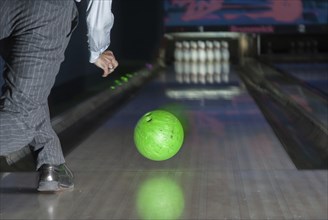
[76,0,114,63]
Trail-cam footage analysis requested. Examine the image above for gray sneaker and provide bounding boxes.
[37,164,74,192]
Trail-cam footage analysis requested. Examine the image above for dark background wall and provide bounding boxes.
[110,0,164,62]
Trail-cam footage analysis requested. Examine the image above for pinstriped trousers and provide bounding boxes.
[0,0,78,169]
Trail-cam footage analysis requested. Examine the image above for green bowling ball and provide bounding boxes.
[134,110,184,161]
[161,103,189,134]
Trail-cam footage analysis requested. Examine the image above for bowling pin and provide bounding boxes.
[221,41,230,62]
[182,41,191,62]
[205,41,214,63]
[175,63,183,84]
[213,41,221,61]
[198,62,207,84]
[198,74,206,85]
[206,61,214,75]
[206,61,214,84]
[174,41,183,62]
[214,60,222,74]
[174,61,183,74]
[190,41,198,62]
[222,61,230,83]
[214,61,222,83]
[197,41,206,63]
[176,74,183,84]
[183,59,191,75]
[206,74,214,84]
[183,71,191,84]
[191,73,198,84]
[190,59,198,83]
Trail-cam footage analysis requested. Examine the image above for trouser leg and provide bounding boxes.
[0,0,78,169]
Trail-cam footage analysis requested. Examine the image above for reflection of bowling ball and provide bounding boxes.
[134,110,184,161]
[136,177,185,219]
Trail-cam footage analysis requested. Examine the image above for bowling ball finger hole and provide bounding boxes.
[145,112,153,122]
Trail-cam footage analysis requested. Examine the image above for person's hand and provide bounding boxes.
[94,50,119,77]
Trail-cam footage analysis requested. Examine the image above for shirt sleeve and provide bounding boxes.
[86,0,114,63]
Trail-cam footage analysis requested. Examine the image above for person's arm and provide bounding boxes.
[86,0,118,77]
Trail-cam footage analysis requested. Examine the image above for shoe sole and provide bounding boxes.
[38,181,59,192]
[38,181,74,192]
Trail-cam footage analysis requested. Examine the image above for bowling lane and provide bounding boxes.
[1,64,327,220]
[267,62,328,128]
[248,58,328,130]
[273,62,328,94]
